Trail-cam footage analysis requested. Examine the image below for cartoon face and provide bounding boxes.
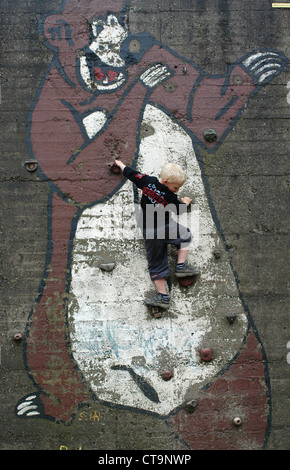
[79,13,128,91]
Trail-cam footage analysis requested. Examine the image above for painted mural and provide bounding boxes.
[16,0,289,450]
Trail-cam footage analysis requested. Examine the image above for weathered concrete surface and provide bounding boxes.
[0,0,289,450]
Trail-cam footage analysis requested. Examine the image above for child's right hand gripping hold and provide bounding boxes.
[114,159,126,172]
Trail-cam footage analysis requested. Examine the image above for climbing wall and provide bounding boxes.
[1,0,289,451]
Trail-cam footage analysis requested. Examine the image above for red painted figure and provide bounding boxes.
[16,0,288,447]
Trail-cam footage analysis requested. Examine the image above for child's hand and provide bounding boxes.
[114,159,126,171]
[181,196,192,206]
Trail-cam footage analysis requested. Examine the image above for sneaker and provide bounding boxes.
[175,262,200,278]
[144,293,170,309]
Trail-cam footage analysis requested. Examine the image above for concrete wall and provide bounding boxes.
[0,0,289,450]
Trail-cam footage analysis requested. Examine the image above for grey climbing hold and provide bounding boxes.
[99,263,116,272]
[233,74,243,85]
[184,399,198,414]
[226,315,237,325]
[24,160,38,172]
[203,129,217,142]
[213,250,221,259]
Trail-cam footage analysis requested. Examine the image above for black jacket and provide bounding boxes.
[124,166,186,235]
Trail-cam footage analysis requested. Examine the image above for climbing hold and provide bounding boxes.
[178,276,197,288]
[233,74,243,85]
[161,371,173,381]
[24,160,38,172]
[163,81,177,93]
[200,348,213,362]
[13,333,23,341]
[108,162,121,174]
[226,315,237,325]
[151,306,162,319]
[184,399,198,414]
[128,39,141,53]
[99,262,116,272]
[213,250,221,259]
[233,417,242,426]
[203,129,217,142]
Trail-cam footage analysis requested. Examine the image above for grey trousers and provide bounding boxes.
[144,223,192,280]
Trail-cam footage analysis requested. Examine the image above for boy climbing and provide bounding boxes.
[114,159,200,309]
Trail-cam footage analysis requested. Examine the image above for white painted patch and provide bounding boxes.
[83,111,107,139]
[68,105,248,416]
[89,15,128,67]
[79,55,91,88]
[140,64,171,88]
[241,51,284,84]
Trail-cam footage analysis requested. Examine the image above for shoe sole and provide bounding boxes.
[175,271,200,278]
[144,301,170,309]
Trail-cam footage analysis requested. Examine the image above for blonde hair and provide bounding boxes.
[160,163,186,185]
